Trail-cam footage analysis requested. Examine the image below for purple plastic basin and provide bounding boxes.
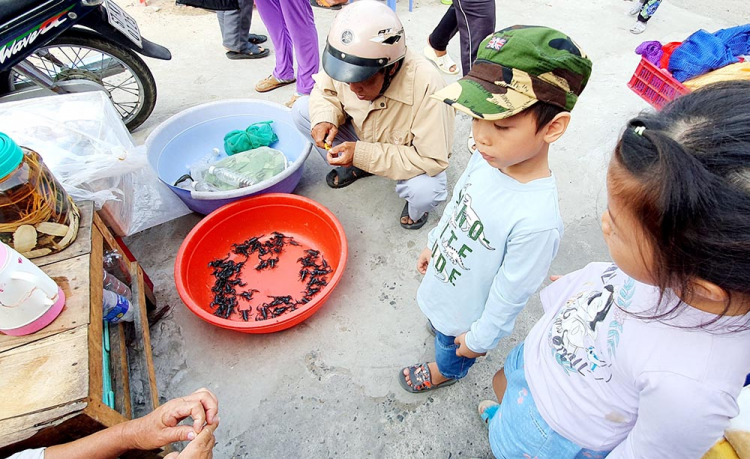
[145,100,312,215]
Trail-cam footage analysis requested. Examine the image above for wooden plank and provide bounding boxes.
[124,262,159,419]
[87,225,104,405]
[0,327,89,423]
[0,254,92,353]
[93,212,121,257]
[0,401,86,449]
[135,264,159,412]
[109,322,132,419]
[82,398,127,427]
[33,201,94,268]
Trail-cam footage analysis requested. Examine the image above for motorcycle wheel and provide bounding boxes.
[0,29,157,132]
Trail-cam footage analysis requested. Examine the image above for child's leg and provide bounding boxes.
[434,330,477,380]
[638,0,662,23]
[401,331,476,392]
[492,367,507,401]
[487,344,611,458]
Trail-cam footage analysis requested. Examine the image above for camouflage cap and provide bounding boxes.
[432,25,593,120]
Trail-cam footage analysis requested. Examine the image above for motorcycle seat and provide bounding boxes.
[0,0,67,29]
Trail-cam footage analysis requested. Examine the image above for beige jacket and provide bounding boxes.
[309,50,454,181]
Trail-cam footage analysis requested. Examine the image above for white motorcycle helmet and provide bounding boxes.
[322,0,407,83]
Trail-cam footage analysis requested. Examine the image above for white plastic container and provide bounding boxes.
[0,241,65,335]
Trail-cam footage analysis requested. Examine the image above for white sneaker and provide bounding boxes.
[630,21,647,34]
[628,1,644,15]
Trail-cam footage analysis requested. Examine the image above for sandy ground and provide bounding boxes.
[118,0,748,457]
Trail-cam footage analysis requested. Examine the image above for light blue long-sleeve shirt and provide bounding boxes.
[417,151,563,353]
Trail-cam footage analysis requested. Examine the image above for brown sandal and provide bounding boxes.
[255,74,296,93]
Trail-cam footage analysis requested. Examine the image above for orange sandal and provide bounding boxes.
[310,0,343,10]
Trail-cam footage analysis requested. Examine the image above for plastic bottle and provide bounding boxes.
[188,148,221,181]
[103,271,132,300]
[103,250,132,285]
[0,132,80,258]
[207,166,256,188]
[102,289,134,323]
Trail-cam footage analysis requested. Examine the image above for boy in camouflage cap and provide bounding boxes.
[400,26,592,393]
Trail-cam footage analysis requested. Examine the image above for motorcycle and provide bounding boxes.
[0,0,171,131]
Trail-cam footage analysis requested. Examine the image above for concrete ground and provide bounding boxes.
[120,0,746,457]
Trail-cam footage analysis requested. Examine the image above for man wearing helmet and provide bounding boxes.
[291,0,454,229]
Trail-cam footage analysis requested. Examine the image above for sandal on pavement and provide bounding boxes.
[255,74,296,93]
[399,362,457,393]
[226,44,269,60]
[310,0,343,9]
[248,33,267,44]
[423,46,460,75]
[325,166,372,189]
[285,93,304,109]
[478,400,500,425]
[400,202,428,230]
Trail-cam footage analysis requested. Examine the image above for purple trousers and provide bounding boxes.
[254,0,320,95]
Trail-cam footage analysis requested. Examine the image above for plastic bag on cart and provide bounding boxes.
[0,92,190,236]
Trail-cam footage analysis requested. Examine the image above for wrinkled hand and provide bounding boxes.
[454,333,486,359]
[126,388,219,451]
[417,247,431,275]
[164,421,219,459]
[328,142,356,167]
[311,122,338,150]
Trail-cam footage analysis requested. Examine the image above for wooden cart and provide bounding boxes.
[0,202,163,458]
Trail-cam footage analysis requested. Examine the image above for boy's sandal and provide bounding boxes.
[423,46,460,75]
[478,399,500,425]
[399,363,457,393]
[247,33,267,44]
[400,202,429,230]
[325,166,372,189]
[255,75,296,93]
[226,44,269,60]
[310,0,343,9]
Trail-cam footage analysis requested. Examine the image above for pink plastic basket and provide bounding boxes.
[628,58,691,110]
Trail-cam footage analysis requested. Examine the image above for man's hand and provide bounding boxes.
[126,388,219,451]
[454,333,486,359]
[328,142,356,167]
[417,247,431,274]
[164,421,219,459]
[311,122,338,149]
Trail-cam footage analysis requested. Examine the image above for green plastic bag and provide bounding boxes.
[223,121,278,155]
[204,147,287,191]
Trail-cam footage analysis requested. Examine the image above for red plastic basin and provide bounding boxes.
[174,194,348,333]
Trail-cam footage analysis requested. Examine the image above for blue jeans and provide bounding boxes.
[488,343,611,459]
[435,330,476,380]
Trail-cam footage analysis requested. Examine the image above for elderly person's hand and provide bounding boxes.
[164,421,219,459]
[37,389,219,459]
[328,142,356,167]
[126,388,219,451]
[311,122,338,149]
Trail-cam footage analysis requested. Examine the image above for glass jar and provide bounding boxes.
[0,132,79,258]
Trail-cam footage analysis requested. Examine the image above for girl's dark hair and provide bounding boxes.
[611,80,750,323]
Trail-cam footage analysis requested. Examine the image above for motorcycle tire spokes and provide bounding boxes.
[6,32,156,131]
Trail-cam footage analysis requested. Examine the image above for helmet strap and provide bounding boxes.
[379,60,403,96]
